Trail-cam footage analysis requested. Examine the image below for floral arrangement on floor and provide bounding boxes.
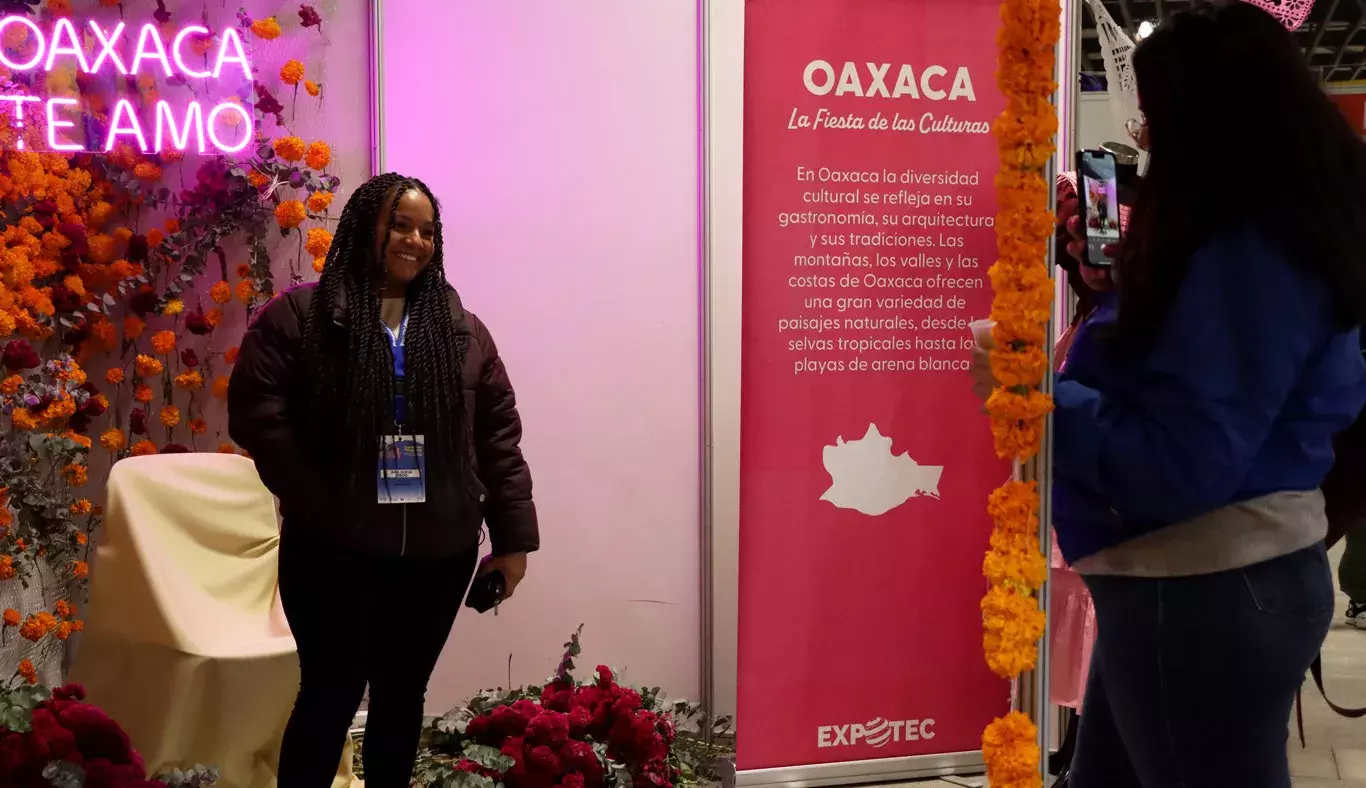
[0,0,340,682]
[0,673,218,788]
[979,0,1060,785]
[408,629,733,788]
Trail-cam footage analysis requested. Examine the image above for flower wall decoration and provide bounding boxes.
[0,0,342,684]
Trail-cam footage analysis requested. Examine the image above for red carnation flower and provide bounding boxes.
[127,234,149,264]
[299,4,323,29]
[129,407,148,435]
[186,312,212,336]
[527,744,561,774]
[527,711,570,746]
[180,349,200,368]
[562,773,586,788]
[2,340,40,371]
[160,444,191,454]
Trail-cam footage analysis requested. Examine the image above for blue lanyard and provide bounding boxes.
[382,308,409,349]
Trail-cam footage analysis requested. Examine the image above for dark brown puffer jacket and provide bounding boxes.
[227,282,538,559]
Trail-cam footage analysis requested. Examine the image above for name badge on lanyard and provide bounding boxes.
[379,309,425,504]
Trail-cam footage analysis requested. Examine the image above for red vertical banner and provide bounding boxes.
[738,0,1012,772]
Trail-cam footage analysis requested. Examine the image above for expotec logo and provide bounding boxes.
[816,717,936,749]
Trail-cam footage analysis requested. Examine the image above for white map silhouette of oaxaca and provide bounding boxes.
[820,423,943,516]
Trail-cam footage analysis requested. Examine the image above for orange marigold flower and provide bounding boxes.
[133,384,154,403]
[280,59,305,85]
[305,227,332,258]
[305,79,321,97]
[162,299,185,317]
[19,613,51,641]
[174,370,204,390]
[224,346,240,365]
[10,408,36,431]
[165,218,181,233]
[159,405,180,428]
[273,136,306,162]
[0,374,20,395]
[105,367,125,385]
[2,609,19,627]
[63,430,91,450]
[212,375,230,400]
[236,279,257,304]
[133,162,162,181]
[113,226,134,245]
[209,280,232,305]
[189,417,208,436]
[16,659,36,684]
[275,200,307,229]
[75,532,87,545]
[71,560,89,579]
[87,200,113,227]
[248,170,270,188]
[124,315,146,339]
[130,439,157,457]
[146,228,164,247]
[150,329,176,355]
[100,428,126,452]
[0,557,14,580]
[307,190,334,213]
[236,263,251,279]
[217,442,236,454]
[251,16,283,40]
[134,354,163,377]
[305,140,331,171]
[63,463,88,486]
[69,499,92,516]
[54,621,74,640]
[205,308,224,328]
[312,256,325,274]
[54,600,74,619]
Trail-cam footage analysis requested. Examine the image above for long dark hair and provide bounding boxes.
[1115,1,1366,350]
[301,172,466,483]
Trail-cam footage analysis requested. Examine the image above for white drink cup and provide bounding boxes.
[969,319,996,350]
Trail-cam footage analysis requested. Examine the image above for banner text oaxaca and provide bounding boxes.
[0,16,254,155]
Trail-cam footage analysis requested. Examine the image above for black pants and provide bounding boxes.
[276,533,478,788]
[1072,544,1333,788]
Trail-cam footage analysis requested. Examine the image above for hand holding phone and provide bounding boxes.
[1075,149,1123,267]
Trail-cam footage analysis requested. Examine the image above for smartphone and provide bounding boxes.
[1075,148,1122,267]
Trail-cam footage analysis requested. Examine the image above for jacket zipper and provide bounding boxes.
[400,503,408,556]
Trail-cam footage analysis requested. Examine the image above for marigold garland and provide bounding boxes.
[981,0,1059,784]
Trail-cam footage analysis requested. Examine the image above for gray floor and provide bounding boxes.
[909,545,1366,787]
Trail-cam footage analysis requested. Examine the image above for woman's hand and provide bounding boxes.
[481,552,528,600]
[1064,215,1115,293]
[970,345,996,402]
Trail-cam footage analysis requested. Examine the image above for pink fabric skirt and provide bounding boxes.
[1049,539,1097,709]
[1048,319,1097,709]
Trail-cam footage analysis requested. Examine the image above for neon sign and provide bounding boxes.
[0,16,254,154]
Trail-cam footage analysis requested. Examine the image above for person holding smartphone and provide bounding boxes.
[972,4,1366,786]
[229,173,538,788]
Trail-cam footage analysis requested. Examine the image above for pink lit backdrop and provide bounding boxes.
[379,1,702,710]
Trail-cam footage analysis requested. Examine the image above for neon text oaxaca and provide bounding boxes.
[0,16,254,154]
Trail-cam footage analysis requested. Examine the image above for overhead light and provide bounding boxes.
[1137,20,1157,40]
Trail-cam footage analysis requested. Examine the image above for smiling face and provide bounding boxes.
[375,187,436,294]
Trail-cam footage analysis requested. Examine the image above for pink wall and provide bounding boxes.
[380,1,701,711]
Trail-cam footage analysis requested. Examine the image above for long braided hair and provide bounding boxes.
[301,172,467,487]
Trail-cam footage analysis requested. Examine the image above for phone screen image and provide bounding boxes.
[1079,150,1121,266]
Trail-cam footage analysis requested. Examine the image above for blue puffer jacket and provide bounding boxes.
[1053,225,1366,564]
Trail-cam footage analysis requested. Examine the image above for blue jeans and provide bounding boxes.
[1072,544,1333,788]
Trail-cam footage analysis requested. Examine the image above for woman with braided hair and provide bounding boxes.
[228,172,538,787]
